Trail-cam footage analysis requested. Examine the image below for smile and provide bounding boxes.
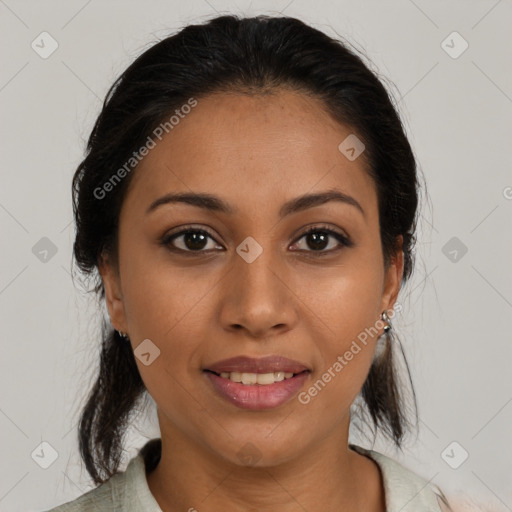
[213,370,297,385]
[204,369,310,410]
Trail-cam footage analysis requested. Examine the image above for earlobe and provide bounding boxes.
[98,252,127,333]
[381,235,405,313]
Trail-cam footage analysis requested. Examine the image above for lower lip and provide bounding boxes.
[204,371,310,410]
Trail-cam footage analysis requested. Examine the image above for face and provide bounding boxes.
[100,88,403,467]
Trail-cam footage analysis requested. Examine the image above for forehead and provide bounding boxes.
[124,89,377,220]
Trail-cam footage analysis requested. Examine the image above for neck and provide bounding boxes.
[146,413,385,512]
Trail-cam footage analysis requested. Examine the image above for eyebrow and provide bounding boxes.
[146,188,365,219]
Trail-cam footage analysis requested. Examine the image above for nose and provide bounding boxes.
[218,241,299,339]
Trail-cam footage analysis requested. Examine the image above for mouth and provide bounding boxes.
[203,368,310,385]
[203,367,311,410]
[202,355,312,409]
[204,354,311,375]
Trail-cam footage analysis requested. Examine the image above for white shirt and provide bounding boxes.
[45,439,450,511]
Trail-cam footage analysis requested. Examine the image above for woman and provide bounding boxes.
[46,14,455,511]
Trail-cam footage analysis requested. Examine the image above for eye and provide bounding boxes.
[290,225,353,254]
[161,226,223,254]
[161,224,353,256]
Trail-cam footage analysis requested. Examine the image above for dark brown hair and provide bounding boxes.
[72,14,419,485]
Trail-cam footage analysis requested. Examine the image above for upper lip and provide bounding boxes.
[205,355,311,374]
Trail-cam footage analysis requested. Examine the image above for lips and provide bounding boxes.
[205,370,310,410]
[204,355,311,375]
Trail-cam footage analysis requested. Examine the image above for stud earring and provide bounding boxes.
[381,310,392,333]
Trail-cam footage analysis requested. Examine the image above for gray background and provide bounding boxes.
[1,0,511,510]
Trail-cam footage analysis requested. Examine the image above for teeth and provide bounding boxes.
[219,371,295,385]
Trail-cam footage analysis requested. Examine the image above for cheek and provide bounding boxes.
[121,246,218,342]
[120,266,211,402]
[298,329,378,421]
[306,253,384,339]
[298,260,384,410]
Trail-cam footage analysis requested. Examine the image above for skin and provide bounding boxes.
[100,88,404,512]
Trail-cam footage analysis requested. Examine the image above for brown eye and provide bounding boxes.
[161,228,223,253]
[291,226,353,254]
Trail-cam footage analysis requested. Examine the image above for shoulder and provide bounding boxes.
[43,471,120,511]
[43,440,162,511]
[350,444,451,512]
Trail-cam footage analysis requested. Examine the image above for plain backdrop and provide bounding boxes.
[1,0,511,510]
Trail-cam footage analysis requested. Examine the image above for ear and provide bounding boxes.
[98,251,128,333]
[380,235,404,314]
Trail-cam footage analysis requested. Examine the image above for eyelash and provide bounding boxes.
[160,224,353,257]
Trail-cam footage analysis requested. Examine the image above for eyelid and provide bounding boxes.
[292,224,351,244]
[290,224,353,253]
[161,224,221,251]
[161,223,353,254]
